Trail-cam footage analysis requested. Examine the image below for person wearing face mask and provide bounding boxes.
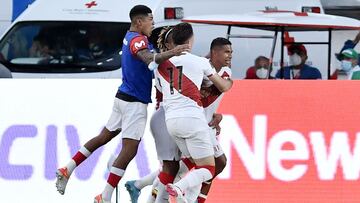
[245,56,274,79]
[331,32,360,80]
[276,44,322,79]
[336,31,360,63]
[339,49,360,80]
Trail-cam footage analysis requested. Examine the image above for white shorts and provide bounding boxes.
[150,106,181,161]
[209,128,224,158]
[166,117,214,160]
[105,98,147,140]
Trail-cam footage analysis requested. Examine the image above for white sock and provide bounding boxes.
[175,168,213,192]
[174,160,190,182]
[102,183,115,201]
[66,147,91,174]
[199,193,208,200]
[154,181,168,203]
[65,160,76,174]
[135,170,159,190]
[185,183,202,202]
[79,146,91,156]
[147,177,160,203]
[102,167,125,201]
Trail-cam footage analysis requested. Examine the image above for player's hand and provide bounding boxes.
[200,86,212,98]
[209,113,223,128]
[209,113,223,136]
[171,44,191,56]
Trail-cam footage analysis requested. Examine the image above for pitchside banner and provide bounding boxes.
[0,80,359,203]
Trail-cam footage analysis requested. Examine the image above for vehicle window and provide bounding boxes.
[0,21,130,73]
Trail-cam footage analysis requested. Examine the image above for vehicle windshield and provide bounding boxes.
[0,21,130,73]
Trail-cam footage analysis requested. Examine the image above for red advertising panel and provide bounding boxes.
[209,81,360,203]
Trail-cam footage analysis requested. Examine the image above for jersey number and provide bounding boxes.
[167,66,183,94]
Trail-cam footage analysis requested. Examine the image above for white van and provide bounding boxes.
[0,0,325,78]
[0,0,162,78]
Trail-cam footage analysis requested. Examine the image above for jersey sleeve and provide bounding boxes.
[130,36,149,56]
[221,66,232,78]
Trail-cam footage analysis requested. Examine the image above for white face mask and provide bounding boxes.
[340,60,353,72]
[289,53,302,66]
[256,67,268,79]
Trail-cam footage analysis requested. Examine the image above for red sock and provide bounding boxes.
[107,172,122,188]
[72,151,87,166]
[182,157,196,170]
[158,172,175,185]
[197,196,207,203]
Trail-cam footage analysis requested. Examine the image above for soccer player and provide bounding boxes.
[55,5,190,203]
[186,37,233,203]
[157,22,232,203]
[125,26,181,203]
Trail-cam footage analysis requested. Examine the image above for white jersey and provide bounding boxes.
[156,52,215,120]
[202,66,232,123]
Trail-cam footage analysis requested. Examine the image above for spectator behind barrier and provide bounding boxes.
[336,31,360,64]
[339,49,360,80]
[276,44,322,79]
[245,56,274,79]
[331,31,360,80]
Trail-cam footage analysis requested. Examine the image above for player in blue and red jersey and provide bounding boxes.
[55,5,189,203]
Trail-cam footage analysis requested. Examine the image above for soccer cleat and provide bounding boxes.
[166,184,188,203]
[125,180,141,203]
[55,167,70,195]
[94,194,111,203]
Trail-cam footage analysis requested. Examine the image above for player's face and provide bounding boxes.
[140,14,154,37]
[215,45,233,67]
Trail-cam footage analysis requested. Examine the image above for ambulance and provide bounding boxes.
[0,0,328,78]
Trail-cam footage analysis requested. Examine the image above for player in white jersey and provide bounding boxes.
[186,37,233,203]
[157,23,233,203]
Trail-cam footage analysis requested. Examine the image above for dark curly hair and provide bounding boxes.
[157,26,174,52]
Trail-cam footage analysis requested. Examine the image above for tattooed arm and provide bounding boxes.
[136,44,190,65]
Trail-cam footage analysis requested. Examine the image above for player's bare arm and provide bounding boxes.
[136,44,190,65]
[208,73,233,92]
